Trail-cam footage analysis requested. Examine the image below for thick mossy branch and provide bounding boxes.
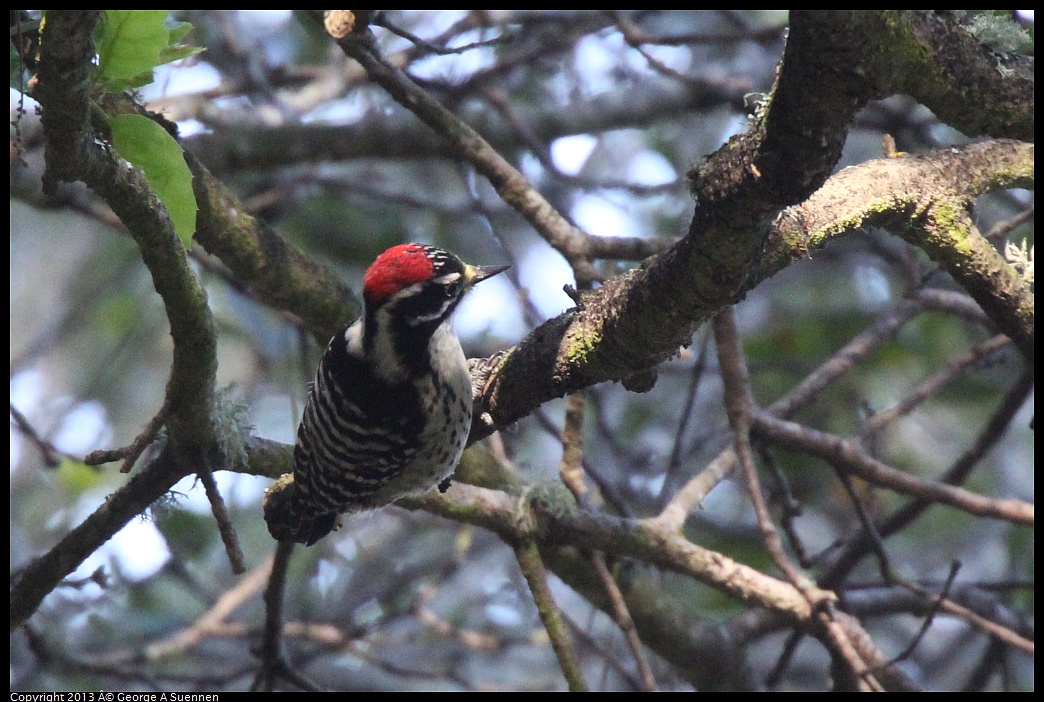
[14,11,221,630]
[768,140,1033,358]
[187,154,358,343]
[474,13,1034,433]
[37,12,218,446]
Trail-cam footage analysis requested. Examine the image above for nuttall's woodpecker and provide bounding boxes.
[264,243,508,545]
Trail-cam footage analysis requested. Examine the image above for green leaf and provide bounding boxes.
[161,21,205,64]
[160,43,205,65]
[167,20,193,45]
[95,11,203,92]
[108,114,197,247]
[96,11,171,91]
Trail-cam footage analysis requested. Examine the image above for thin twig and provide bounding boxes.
[714,307,881,691]
[898,580,1035,655]
[714,309,807,588]
[984,204,1034,242]
[145,553,274,661]
[558,393,657,690]
[881,562,962,667]
[197,467,246,574]
[858,335,1011,436]
[332,25,599,283]
[558,393,588,501]
[589,555,658,691]
[250,540,320,691]
[655,296,927,529]
[752,409,1034,526]
[374,15,514,56]
[512,539,588,691]
[657,331,712,511]
[10,403,64,468]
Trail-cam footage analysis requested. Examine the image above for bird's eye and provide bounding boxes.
[444,281,462,298]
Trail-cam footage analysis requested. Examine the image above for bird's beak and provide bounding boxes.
[466,263,510,286]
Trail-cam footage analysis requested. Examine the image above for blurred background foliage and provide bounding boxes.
[10,10,1033,691]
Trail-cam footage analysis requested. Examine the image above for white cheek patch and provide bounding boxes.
[409,299,454,325]
[403,272,463,326]
[343,322,364,357]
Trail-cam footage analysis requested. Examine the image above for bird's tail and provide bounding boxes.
[263,474,340,546]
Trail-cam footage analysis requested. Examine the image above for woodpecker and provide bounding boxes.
[264,243,508,545]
